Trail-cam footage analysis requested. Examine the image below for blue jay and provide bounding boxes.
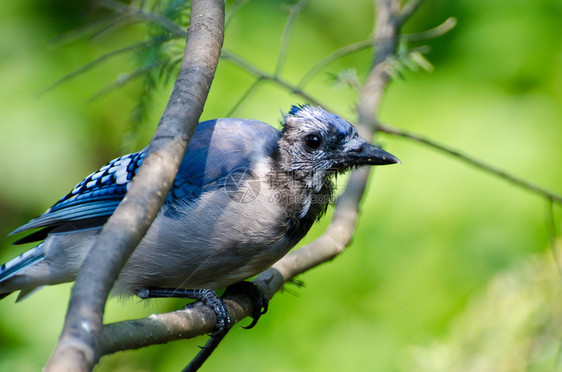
[0,105,398,323]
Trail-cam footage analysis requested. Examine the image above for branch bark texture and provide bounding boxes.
[45,1,225,371]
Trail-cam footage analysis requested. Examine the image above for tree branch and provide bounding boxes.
[378,123,562,205]
[224,78,264,117]
[275,0,309,77]
[221,49,334,112]
[88,59,171,102]
[399,0,425,25]
[225,0,251,29]
[36,37,172,97]
[222,46,561,207]
[98,0,185,37]
[44,1,225,371]
[297,15,454,89]
[81,0,414,363]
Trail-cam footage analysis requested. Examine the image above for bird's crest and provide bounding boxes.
[284,104,355,139]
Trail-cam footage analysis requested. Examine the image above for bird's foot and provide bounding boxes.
[137,284,268,372]
[137,287,231,335]
[137,287,233,372]
[224,281,269,329]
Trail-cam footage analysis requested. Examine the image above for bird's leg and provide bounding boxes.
[137,288,231,333]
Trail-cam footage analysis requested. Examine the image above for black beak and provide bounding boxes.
[338,141,400,167]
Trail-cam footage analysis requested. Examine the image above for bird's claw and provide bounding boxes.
[138,287,232,336]
[179,288,232,335]
[224,281,269,330]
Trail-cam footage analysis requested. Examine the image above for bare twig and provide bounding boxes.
[546,200,561,274]
[378,123,562,205]
[99,0,185,37]
[275,0,309,77]
[36,38,171,96]
[221,49,335,112]
[403,17,456,41]
[399,0,425,25]
[225,78,264,117]
[225,0,250,29]
[44,1,225,371]
[87,58,171,102]
[298,39,374,89]
[297,16,454,89]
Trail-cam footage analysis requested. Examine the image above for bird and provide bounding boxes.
[0,105,399,316]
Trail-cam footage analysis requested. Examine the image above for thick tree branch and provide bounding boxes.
[87,0,413,361]
[45,1,225,371]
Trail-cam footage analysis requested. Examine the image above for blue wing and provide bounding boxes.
[167,119,279,201]
[10,119,279,244]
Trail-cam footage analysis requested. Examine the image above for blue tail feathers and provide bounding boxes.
[0,246,45,283]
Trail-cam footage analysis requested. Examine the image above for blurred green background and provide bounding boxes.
[1,0,561,371]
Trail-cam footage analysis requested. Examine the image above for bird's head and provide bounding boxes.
[274,105,399,191]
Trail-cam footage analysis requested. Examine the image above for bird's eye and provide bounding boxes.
[304,134,322,150]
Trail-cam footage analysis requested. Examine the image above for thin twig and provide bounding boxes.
[378,123,562,205]
[99,0,185,37]
[48,12,124,45]
[221,49,336,112]
[182,330,230,372]
[403,17,456,42]
[87,59,169,102]
[275,0,309,77]
[224,78,264,117]
[298,39,373,89]
[297,15,454,89]
[225,0,250,29]
[546,200,561,274]
[399,0,425,25]
[36,38,171,97]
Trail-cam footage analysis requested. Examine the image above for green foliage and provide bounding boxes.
[403,248,562,372]
[327,68,361,91]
